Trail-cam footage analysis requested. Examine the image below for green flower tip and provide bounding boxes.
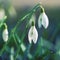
[3,23,7,29]
[40,5,45,13]
[31,21,35,26]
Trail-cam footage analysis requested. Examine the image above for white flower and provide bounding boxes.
[28,26,38,44]
[0,9,5,21]
[2,28,8,42]
[8,6,16,17]
[38,12,49,29]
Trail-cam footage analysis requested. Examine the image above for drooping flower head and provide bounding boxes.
[28,21,38,44]
[2,23,8,42]
[38,5,49,29]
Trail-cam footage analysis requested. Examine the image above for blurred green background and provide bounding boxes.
[0,0,60,60]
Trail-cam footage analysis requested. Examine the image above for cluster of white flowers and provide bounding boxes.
[1,5,49,44]
[28,10,49,44]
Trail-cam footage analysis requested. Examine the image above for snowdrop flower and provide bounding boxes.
[2,23,8,42]
[0,9,5,21]
[2,28,8,42]
[38,12,49,29]
[28,23,38,44]
[38,5,49,29]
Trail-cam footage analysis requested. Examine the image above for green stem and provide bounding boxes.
[0,3,43,56]
[14,16,32,59]
[13,4,42,59]
[40,5,45,13]
[12,3,40,33]
[0,16,7,28]
[0,34,12,56]
[12,34,19,47]
[3,23,7,29]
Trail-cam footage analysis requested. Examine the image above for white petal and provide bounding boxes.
[28,26,38,44]
[2,29,8,42]
[38,13,42,28]
[28,26,33,44]
[0,9,5,20]
[32,26,38,44]
[42,12,49,29]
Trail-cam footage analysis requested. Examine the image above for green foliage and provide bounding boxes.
[0,3,60,60]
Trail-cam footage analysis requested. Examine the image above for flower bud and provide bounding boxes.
[2,28,8,42]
